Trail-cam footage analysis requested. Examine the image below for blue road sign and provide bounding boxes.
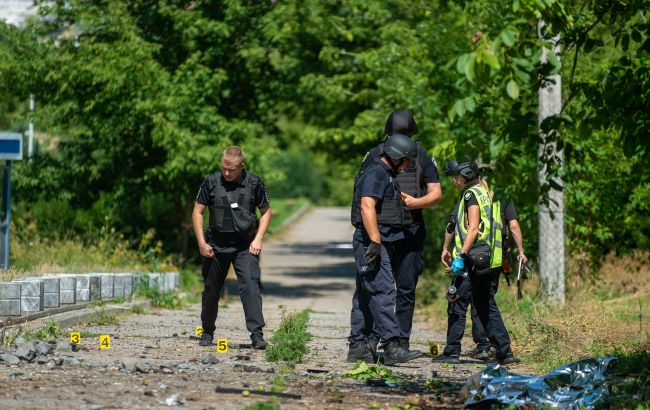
[0,132,22,269]
[0,133,23,160]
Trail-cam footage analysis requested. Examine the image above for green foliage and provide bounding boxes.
[341,361,403,385]
[265,308,312,363]
[86,310,120,326]
[136,275,184,309]
[22,321,64,342]
[0,0,647,270]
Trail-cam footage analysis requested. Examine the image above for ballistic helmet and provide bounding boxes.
[384,109,417,137]
[382,134,418,161]
[445,156,479,180]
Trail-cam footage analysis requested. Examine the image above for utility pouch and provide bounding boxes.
[468,243,491,275]
[230,207,258,241]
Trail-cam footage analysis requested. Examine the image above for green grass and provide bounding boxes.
[266,308,312,363]
[136,275,185,309]
[22,321,65,342]
[86,310,120,326]
[266,198,310,236]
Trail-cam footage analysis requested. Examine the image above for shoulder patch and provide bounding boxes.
[361,151,370,164]
[431,156,438,169]
[464,191,472,200]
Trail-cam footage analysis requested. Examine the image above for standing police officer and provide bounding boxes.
[347,134,423,365]
[435,157,518,365]
[359,110,442,354]
[192,146,271,349]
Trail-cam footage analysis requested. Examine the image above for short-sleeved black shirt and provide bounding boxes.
[196,170,269,246]
[363,141,439,228]
[364,142,440,185]
[353,158,405,242]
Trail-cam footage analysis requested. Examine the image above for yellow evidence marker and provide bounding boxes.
[70,332,81,345]
[100,335,111,350]
[429,342,442,357]
[216,338,228,353]
[195,326,203,336]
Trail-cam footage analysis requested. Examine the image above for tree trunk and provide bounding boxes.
[537,22,565,306]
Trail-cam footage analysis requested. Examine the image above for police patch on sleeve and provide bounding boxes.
[464,191,472,200]
[431,156,438,169]
[361,151,370,164]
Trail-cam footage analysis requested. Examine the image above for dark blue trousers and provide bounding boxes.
[443,269,512,361]
[349,238,401,344]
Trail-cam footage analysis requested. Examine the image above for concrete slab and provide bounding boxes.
[113,274,125,298]
[99,274,114,300]
[75,275,90,302]
[89,275,101,301]
[41,277,60,308]
[0,282,21,316]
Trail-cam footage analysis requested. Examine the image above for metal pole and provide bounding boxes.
[537,21,565,306]
[0,160,12,269]
[28,94,34,163]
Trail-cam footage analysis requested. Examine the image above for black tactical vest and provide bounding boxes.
[350,163,414,228]
[207,172,257,240]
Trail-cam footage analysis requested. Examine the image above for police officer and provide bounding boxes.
[359,110,442,354]
[435,157,518,365]
[192,146,271,349]
[467,173,528,360]
[347,134,424,366]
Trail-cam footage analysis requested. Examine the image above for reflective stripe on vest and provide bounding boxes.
[452,185,503,268]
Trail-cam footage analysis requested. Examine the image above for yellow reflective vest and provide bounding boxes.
[452,184,503,269]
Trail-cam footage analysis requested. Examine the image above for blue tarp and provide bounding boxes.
[463,356,618,409]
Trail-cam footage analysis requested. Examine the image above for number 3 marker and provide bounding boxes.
[70,332,80,345]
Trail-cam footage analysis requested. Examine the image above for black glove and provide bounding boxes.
[361,241,381,274]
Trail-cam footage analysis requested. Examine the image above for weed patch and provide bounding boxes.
[136,275,184,309]
[266,308,312,363]
[22,321,65,342]
[86,310,120,326]
[342,361,403,385]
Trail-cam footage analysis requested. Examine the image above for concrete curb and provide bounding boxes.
[1,299,152,330]
[1,272,179,322]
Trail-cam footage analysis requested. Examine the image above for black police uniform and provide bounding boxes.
[195,170,269,340]
[361,143,439,344]
[471,200,518,351]
[349,157,407,345]
[443,180,514,361]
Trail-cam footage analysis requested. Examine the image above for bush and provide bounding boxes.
[266,308,312,363]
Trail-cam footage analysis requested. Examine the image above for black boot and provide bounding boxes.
[383,339,422,366]
[347,341,375,364]
[398,339,424,358]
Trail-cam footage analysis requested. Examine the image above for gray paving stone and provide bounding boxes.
[99,274,114,300]
[75,275,90,302]
[58,276,76,291]
[19,280,43,297]
[21,295,43,314]
[60,289,76,304]
[148,273,161,291]
[89,275,101,301]
[42,277,60,294]
[0,283,21,316]
[113,274,125,298]
[0,282,20,299]
[0,300,20,316]
[43,292,59,308]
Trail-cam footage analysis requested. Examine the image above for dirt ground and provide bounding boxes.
[0,208,519,409]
